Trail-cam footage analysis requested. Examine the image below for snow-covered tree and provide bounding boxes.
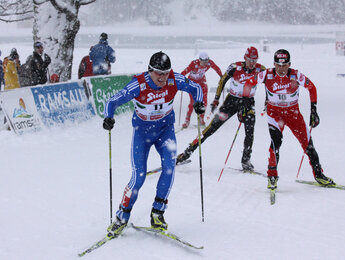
[33,0,96,81]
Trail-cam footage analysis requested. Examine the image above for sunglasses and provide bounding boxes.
[149,65,171,75]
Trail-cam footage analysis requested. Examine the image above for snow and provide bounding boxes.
[1,22,345,260]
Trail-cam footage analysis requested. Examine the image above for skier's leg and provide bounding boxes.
[116,127,151,222]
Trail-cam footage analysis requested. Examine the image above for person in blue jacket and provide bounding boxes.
[103,51,205,238]
[89,33,115,75]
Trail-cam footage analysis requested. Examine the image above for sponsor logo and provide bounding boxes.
[272,82,290,91]
[140,83,146,91]
[12,98,41,131]
[267,74,273,79]
[239,74,253,82]
[168,79,174,86]
[290,75,296,80]
[13,98,33,118]
[147,90,169,102]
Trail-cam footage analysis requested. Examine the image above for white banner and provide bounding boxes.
[0,88,43,134]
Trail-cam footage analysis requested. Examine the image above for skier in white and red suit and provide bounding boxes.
[176,47,265,171]
[181,52,222,127]
[102,51,205,238]
[242,49,335,190]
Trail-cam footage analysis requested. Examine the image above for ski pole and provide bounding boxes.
[178,91,183,127]
[197,114,205,222]
[108,130,113,224]
[218,122,242,182]
[296,128,312,178]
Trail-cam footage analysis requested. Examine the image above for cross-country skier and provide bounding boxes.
[176,47,265,171]
[103,51,205,238]
[241,49,335,190]
[181,52,222,127]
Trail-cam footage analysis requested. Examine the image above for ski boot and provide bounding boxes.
[267,176,278,190]
[176,145,193,164]
[241,159,254,171]
[106,217,128,239]
[151,208,168,231]
[182,118,190,128]
[315,173,335,186]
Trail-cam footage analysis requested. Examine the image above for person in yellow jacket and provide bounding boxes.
[4,48,21,90]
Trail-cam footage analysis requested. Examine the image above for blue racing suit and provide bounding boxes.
[104,70,203,221]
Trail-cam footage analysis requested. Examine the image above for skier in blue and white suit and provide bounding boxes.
[103,51,205,238]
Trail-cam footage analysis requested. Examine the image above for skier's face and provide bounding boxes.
[244,56,257,70]
[274,62,290,77]
[150,70,170,87]
[200,59,209,67]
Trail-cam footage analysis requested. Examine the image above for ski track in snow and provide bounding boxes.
[1,25,345,260]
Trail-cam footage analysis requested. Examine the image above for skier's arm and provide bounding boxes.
[104,77,140,118]
[209,60,223,77]
[174,72,203,103]
[299,72,317,103]
[214,63,236,100]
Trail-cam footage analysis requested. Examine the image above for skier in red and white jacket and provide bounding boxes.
[176,47,265,171]
[181,52,222,127]
[242,49,335,190]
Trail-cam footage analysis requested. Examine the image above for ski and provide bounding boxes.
[296,180,345,190]
[228,167,266,177]
[78,236,111,257]
[147,159,192,176]
[130,223,204,250]
[270,188,276,205]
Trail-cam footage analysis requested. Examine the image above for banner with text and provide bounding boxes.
[88,75,134,118]
[30,81,95,127]
[0,88,43,134]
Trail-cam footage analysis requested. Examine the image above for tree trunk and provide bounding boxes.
[33,2,80,81]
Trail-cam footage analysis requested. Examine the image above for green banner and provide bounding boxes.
[90,75,134,118]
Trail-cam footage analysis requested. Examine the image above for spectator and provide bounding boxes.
[89,33,115,75]
[78,47,94,79]
[30,41,51,86]
[4,48,21,90]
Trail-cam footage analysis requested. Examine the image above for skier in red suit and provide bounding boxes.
[181,52,222,127]
[242,49,335,190]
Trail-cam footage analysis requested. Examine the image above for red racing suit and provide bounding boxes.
[181,59,222,119]
[244,68,322,177]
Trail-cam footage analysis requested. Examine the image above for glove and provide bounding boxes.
[193,101,205,115]
[309,102,320,128]
[210,99,219,113]
[44,54,51,66]
[103,117,115,130]
[239,97,251,122]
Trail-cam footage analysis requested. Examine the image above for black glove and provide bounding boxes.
[103,117,115,130]
[239,97,251,122]
[210,99,219,113]
[44,54,51,66]
[193,101,205,115]
[309,102,320,128]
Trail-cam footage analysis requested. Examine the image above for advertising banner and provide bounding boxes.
[89,75,134,118]
[0,88,43,134]
[30,81,95,127]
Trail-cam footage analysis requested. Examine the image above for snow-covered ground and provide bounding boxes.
[1,22,345,259]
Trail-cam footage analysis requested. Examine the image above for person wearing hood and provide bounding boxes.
[89,33,116,75]
[4,48,21,90]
